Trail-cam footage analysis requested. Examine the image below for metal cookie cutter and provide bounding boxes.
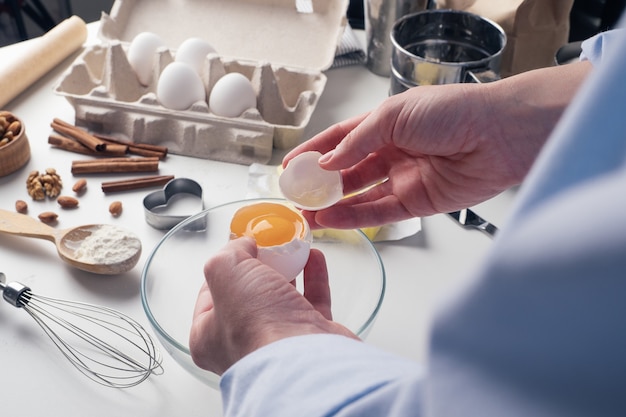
[143,178,206,231]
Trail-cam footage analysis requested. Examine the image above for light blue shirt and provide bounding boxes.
[219,25,626,417]
[579,28,625,64]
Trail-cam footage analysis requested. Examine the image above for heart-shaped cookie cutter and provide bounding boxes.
[143,178,206,231]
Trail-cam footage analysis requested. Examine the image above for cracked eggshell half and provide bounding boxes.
[279,151,343,211]
[230,202,312,281]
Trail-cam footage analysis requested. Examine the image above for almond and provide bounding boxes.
[109,200,123,217]
[38,211,58,224]
[57,195,79,209]
[15,200,28,213]
[72,178,87,193]
[7,120,21,136]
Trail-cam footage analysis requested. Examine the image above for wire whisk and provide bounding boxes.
[0,272,163,388]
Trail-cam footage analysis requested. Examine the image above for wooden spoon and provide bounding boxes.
[0,209,141,275]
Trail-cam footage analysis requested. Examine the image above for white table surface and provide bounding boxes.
[0,22,517,416]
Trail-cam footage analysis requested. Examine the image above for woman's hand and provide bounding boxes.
[284,61,592,229]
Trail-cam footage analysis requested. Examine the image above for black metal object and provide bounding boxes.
[447,209,498,237]
[347,0,364,29]
[1,0,73,41]
[569,0,626,41]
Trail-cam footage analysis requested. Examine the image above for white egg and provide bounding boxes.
[209,72,257,118]
[127,32,166,86]
[175,37,217,74]
[157,62,206,110]
[279,151,344,210]
[230,202,312,281]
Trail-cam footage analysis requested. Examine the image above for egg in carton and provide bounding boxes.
[55,39,326,165]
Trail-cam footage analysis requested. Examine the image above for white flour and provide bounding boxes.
[74,225,141,265]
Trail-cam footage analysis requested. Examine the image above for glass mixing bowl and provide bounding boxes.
[141,198,386,388]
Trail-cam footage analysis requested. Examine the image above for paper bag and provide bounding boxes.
[438,0,575,77]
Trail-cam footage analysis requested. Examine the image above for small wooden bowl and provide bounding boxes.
[0,112,31,177]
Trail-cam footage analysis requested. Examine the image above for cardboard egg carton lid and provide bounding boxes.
[98,0,349,72]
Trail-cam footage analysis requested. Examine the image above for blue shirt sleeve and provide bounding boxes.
[580,28,626,65]
[220,334,424,417]
[427,24,626,417]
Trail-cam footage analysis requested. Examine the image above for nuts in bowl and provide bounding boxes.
[0,111,31,177]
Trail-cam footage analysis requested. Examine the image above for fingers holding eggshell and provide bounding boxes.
[303,248,332,320]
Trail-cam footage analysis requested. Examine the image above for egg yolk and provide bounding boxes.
[230,202,306,247]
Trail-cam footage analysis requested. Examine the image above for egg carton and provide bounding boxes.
[56,43,325,164]
[54,0,349,165]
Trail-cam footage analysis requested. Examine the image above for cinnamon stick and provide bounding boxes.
[48,133,96,155]
[99,139,165,159]
[100,143,128,155]
[120,146,164,159]
[94,134,168,159]
[51,118,107,152]
[71,157,160,174]
[48,134,128,156]
[72,157,159,165]
[101,175,175,193]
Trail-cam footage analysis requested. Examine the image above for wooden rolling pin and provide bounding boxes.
[0,15,88,108]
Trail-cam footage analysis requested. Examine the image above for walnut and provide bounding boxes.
[26,168,63,200]
[41,168,63,198]
[27,170,45,200]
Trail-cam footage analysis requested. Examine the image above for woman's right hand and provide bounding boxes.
[283,61,592,230]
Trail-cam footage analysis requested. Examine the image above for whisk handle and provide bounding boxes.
[1,280,30,308]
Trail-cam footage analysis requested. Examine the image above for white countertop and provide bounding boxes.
[0,22,517,416]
